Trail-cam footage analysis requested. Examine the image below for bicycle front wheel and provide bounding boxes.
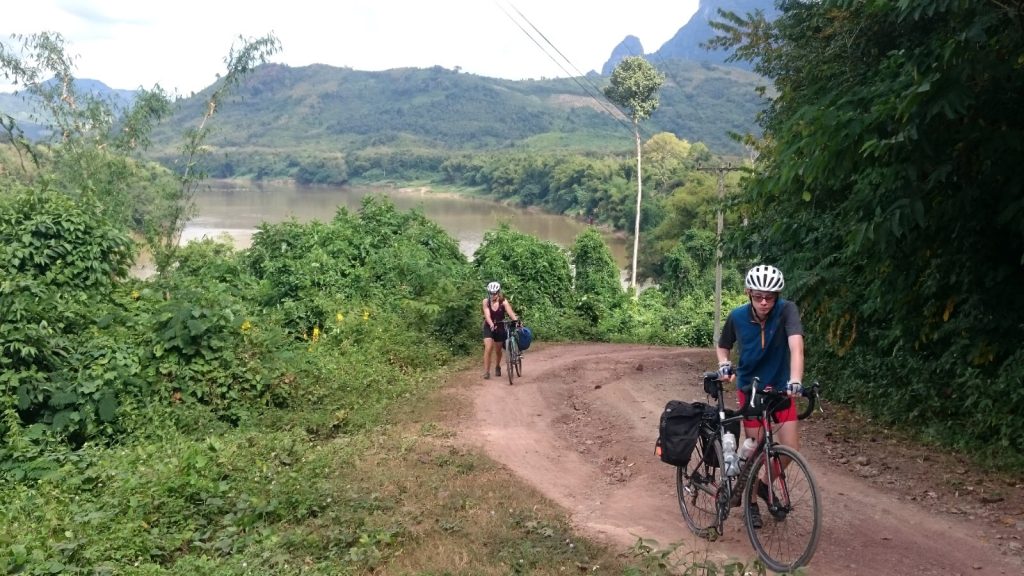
[742,444,821,573]
[513,341,522,377]
[677,435,722,539]
[505,339,515,385]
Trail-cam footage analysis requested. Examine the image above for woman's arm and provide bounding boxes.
[482,299,494,329]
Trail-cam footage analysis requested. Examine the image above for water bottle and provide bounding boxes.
[739,437,757,461]
[722,432,739,477]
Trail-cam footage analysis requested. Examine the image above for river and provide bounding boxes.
[177,180,629,265]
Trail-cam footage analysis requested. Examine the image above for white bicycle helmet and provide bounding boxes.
[486,281,501,294]
[745,265,785,292]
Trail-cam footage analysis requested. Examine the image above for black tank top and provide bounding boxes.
[487,296,506,326]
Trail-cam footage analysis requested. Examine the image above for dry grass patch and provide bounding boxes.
[334,372,641,575]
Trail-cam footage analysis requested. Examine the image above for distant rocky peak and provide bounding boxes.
[601,0,777,74]
[600,35,645,75]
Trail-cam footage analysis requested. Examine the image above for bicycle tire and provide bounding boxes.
[514,341,522,377]
[741,444,821,573]
[505,338,515,385]
[677,435,723,539]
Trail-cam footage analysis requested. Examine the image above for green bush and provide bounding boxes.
[0,187,140,452]
[0,186,134,290]
[571,228,626,329]
[473,224,573,330]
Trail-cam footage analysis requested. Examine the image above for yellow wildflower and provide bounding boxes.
[362,309,370,321]
[241,320,252,333]
[312,326,321,343]
[130,290,140,300]
[336,312,344,323]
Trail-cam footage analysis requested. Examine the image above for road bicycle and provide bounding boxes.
[499,318,523,385]
[676,373,822,573]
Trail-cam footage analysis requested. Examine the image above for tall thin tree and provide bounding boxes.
[603,56,665,291]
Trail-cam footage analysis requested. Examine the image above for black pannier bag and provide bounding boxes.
[655,400,707,466]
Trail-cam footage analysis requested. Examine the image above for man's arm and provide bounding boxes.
[788,334,805,383]
[717,312,736,380]
[716,347,731,365]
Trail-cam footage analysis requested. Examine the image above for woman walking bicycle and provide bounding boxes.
[481,281,518,380]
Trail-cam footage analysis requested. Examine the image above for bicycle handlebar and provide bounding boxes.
[702,372,822,420]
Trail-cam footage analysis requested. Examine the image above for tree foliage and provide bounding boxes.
[715,0,1024,457]
[603,57,666,124]
[571,228,625,327]
[472,224,573,320]
[604,56,666,290]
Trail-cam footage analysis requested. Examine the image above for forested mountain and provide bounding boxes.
[0,78,137,140]
[2,2,772,161]
[141,59,765,161]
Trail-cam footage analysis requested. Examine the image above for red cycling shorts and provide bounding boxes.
[737,389,797,429]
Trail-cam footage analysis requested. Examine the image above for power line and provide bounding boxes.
[493,0,637,139]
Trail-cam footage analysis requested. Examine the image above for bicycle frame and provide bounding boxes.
[702,376,793,527]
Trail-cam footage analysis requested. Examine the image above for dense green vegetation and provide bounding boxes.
[4,1,1024,569]
[1,33,747,573]
[0,185,733,573]
[713,0,1024,463]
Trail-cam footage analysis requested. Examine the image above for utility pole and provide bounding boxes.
[696,162,743,344]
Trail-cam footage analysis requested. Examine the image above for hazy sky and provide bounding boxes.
[4,0,701,94]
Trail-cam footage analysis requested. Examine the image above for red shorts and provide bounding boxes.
[737,389,797,429]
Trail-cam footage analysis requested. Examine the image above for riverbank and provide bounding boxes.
[155,179,630,269]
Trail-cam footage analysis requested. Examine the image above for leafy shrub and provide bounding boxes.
[0,187,140,451]
[473,224,572,330]
[144,240,291,421]
[0,186,134,289]
[571,228,625,328]
[245,196,477,350]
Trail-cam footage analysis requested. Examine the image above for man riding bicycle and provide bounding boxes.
[716,264,805,528]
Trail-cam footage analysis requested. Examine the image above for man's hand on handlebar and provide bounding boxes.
[786,380,803,397]
[717,361,736,382]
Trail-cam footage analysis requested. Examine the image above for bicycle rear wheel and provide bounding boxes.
[677,435,723,539]
[742,444,821,573]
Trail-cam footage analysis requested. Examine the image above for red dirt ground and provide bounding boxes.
[451,342,1024,575]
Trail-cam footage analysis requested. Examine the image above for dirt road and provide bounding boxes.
[455,343,1024,575]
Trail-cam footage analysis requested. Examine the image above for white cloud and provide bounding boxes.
[4,0,699,94]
